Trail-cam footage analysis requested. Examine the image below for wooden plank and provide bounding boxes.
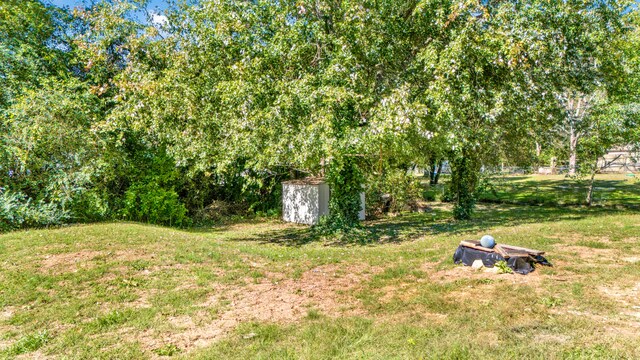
[460,240,545,257]
[493,244,511,258]
[460,240,495,253]
[495,244,530,258]
[499,244,545,256]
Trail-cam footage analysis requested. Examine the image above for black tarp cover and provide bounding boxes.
[453,245,543,275]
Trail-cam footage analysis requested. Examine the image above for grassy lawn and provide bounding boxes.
[423,173,640,207]
[478,174,640,207]
[1,204,640,359]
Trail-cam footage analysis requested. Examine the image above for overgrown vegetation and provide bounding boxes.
[1,0,638,231]
[321,155,365,230]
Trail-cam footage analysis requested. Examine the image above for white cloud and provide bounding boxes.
[151,13,167,26]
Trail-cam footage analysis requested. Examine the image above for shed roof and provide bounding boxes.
[282,177,326,185]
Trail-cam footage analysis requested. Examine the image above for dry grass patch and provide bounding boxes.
[554,245,619,262]
[599,282,640,320]
[39,249,158,274]
[134,263,378,354]
[39,250,104,273]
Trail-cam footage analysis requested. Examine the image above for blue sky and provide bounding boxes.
[46,0,170,24]
[47,0,169,11]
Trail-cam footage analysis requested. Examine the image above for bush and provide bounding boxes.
[422,187,437,201]
[70,189,110,222]
[0,190,69,231]
[121,182,188,226]
[190,200,249,223]
[365,169,422,215]
[321,155,365,230]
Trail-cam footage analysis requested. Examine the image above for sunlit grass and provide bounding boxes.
[1,205,639,359]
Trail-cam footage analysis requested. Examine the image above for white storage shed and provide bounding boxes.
[282,178,365,225]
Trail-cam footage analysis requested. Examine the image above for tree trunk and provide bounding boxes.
[429,163,437,184]
[449,150,480,220]
[568,130,578,176]
[433,162,443,185]
[586,158,598,206]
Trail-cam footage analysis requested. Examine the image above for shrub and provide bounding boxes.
[121,182,188,226]
[69,189,110,222]
[190,200,249,224]
[422,188,437,201]
[495,261,513,274]
[0,190,68,231]
[321,155,364,230]
[365,169,422,215]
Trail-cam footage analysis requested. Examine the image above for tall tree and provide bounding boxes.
[110,0,638,223]
[541,0,634,175]
[407,1,561,219]
[0,0,67,109]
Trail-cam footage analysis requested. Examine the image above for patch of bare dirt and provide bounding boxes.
[599,282,640,320]
[556,245,618,262]
[1,306,15,321]
[0,339,12,351]
[130,290,154,309]
[429,264,544,286]
[210,263,375,319]
[533,333,570,344]
[136,264,378,355]
[137,319,235,352]
[621,236,640,243]
[40,250,103,273]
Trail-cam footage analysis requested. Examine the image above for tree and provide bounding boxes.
[580,107,630,205]
[0,1,84,228]
[407,1,563,219]
[582,15,640,205]
[5,0,635,230]
[112,0,437,223]
[0,0,72,109]
[539,0,635,176]
[112,0,638,222]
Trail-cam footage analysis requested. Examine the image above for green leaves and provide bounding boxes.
[2,0,638,228]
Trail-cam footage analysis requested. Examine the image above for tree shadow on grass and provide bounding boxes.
[224,204,630,247]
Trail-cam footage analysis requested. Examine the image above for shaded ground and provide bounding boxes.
[227,203,629,246]
[1,204,639,359]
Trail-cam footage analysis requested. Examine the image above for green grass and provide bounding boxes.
[478,174,640,207]
[1,204,640,359]
[422,173,640,207]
